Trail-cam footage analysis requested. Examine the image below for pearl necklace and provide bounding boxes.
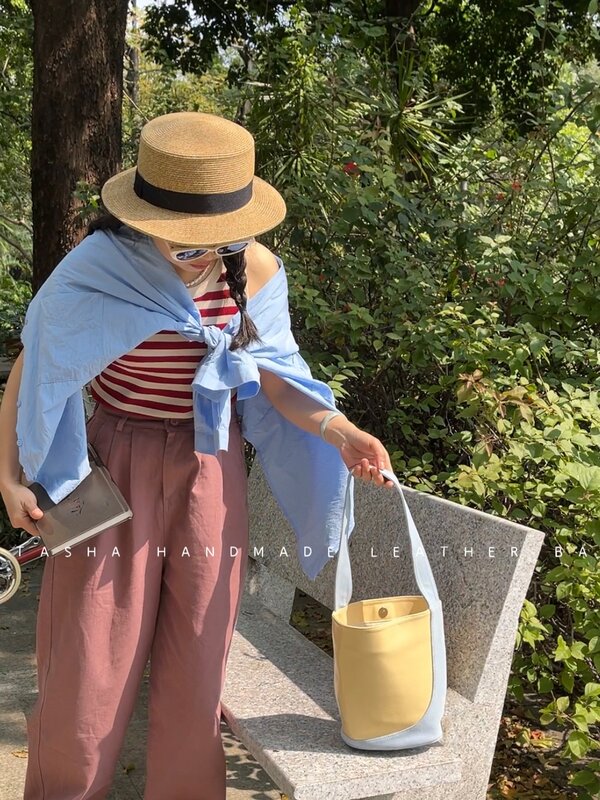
[182,258,220,288]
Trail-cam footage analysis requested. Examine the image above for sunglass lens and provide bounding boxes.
[216,241,250,256]
[174,249,209,261]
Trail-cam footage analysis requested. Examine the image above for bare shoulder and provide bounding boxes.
[245,242,280,300]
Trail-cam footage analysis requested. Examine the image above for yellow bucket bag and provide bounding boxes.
[331,468,448,750]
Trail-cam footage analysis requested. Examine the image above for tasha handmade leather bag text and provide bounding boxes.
[331,468,448,750]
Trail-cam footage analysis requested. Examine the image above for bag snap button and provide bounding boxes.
[378,606,388,618]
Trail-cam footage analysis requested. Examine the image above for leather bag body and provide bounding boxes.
[331,468,448,750]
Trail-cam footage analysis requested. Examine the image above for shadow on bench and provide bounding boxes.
[222,460,545,800]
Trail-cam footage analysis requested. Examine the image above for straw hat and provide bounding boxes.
[100,111,287,248]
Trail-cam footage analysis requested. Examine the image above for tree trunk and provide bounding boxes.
[29,0,129,294]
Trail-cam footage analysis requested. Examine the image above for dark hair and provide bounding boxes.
[85,212,263,351]
[86,211,123,236]
[220,249,262,351]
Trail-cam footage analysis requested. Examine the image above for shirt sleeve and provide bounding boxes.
[237,350,355,581]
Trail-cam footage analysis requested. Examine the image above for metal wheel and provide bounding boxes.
[0,547,21,604]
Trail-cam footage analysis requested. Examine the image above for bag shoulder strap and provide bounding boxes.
[334,468,442,611]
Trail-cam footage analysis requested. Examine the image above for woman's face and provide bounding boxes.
[150,236,221,278]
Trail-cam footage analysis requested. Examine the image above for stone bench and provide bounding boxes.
[222,458,545,800]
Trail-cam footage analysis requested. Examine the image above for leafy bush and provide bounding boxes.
[0,267,30,358]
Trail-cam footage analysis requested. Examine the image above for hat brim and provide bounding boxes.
[100,166,287,248]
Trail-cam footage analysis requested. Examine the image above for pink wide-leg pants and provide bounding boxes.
[23,400,249,800]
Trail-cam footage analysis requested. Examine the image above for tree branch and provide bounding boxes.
[0,229,32,264]
[0,213,32,235]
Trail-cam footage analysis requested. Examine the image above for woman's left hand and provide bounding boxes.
[325,417,395,489]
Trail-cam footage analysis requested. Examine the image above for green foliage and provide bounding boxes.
[0,0,32,267]
[421,0,600,131]
[234,5,600,788]
[0,267,30,357]
[0,2,32,357]
[141,0,266,74]
[140,0,315,76]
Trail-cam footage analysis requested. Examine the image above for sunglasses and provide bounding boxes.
[167,239,254,262]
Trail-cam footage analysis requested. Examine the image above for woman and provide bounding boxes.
[0,111,394,800]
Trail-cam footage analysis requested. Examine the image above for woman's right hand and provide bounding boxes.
[1,481,44,537]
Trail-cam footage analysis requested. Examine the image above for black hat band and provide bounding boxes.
[133,169,253,214]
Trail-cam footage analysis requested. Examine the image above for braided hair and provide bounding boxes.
[220,249,262,351]
[85,212,263,351]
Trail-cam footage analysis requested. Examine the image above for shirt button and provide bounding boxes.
[16,400,22,407]
[16,439,22,446]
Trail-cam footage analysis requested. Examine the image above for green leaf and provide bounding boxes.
[556,695,570,712]
[570,769,597,788]
[566,730,590,758]
[555,635,571,660]
[588,636,600,654]
[560,670,575,694]
[573,712,589,732]
[561,462,600,491]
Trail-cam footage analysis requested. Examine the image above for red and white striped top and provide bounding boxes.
[89,263,239,419]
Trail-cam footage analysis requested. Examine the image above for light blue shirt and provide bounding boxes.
[16,226,356,580]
